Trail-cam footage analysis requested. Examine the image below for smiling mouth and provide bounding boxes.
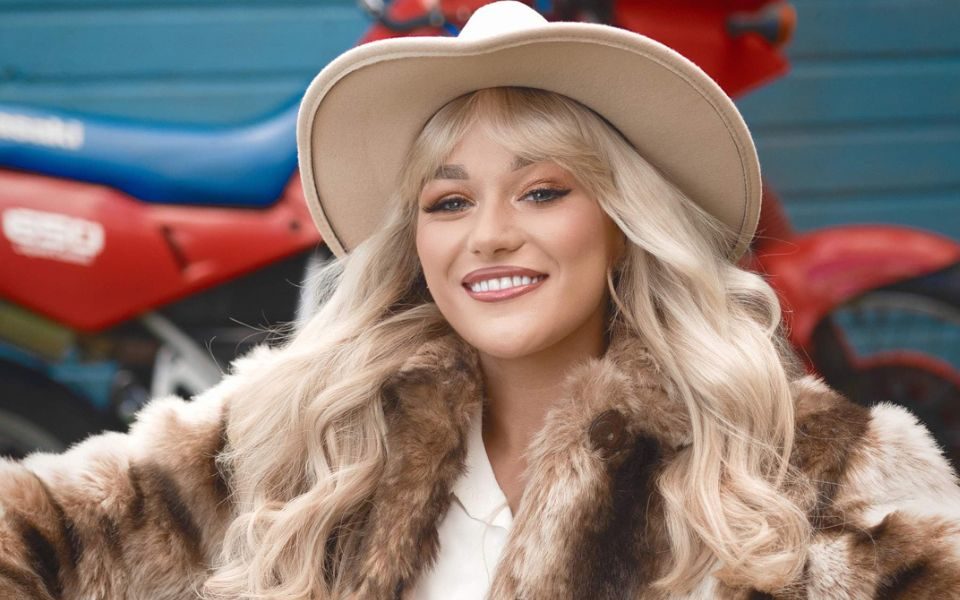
[467,274,545,293]
[462,275,548,302]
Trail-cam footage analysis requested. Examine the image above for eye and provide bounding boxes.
[423,195,471,214]
[522,187,572,204]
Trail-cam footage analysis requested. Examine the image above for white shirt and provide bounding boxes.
[406,407,513,599]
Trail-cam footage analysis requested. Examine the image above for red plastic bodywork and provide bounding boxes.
[0,170,319,332]
[614,2,790,96]
[360,0,790,97]
[754,226,960,351]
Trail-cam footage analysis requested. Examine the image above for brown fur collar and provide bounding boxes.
[353,323,691,598]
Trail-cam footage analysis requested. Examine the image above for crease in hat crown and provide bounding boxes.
[458,1,550,39]
[297,0,762,260]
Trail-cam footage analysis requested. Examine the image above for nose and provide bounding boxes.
[467,197,524,258]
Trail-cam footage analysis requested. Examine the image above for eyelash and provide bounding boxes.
[423,187,572,213]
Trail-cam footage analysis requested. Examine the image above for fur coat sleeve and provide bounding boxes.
[0,374,236,600]
[0,334,959,599]
[780,378,960,599]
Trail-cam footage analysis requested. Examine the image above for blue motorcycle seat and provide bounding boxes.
[0,101,300,207]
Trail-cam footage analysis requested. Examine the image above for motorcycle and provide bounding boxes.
[0,101,325,455]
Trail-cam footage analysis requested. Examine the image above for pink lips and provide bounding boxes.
[461,266,548,303]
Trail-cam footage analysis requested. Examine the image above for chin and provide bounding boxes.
[455,326,552,360]
[473,342,540,360]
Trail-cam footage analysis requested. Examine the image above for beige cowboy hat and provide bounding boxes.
[297,0,761,260]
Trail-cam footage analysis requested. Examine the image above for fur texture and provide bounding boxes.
[2,327,959,599]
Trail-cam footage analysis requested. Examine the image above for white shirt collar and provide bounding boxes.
[451,407,513,530]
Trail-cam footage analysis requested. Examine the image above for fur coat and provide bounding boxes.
[2,325,960,600]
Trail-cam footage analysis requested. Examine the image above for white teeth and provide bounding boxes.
[468,275,544,293]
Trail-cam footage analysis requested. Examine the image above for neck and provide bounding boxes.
[479,310,609,458]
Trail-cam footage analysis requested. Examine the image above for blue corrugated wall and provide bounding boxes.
[737,0,960,240]
[1,0,957,240]
[0,0,367,122]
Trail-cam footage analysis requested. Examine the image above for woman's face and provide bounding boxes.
[416,123,624,360]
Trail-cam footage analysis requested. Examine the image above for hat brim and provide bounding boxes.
[297,23,761,260]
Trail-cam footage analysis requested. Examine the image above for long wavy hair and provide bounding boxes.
[202,87,810,598]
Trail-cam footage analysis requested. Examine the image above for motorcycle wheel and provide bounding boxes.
[812,289,960,470]
[0,361,112,460]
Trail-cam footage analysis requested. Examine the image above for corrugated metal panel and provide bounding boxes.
[741,59,960,127]
[0,0,366,122]
[758,126,960,194]
[0,5,364,78]
[782,0,960,58]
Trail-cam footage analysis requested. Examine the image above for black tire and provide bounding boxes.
[0,361,116,460]
[812,288,960,470]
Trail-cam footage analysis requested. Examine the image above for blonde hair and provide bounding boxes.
[203,87,809,598]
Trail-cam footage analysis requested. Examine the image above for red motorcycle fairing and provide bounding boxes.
[614,1,791,97]
[0,170,320,332]
[755,225,960,350]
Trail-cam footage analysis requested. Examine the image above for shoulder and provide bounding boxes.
[10,362,235,525]
[787,375,960,598]
[0,344,273,598]
[789,374,959,512]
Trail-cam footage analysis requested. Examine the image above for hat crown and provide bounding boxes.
[298,0,761,259]
[458,1,548,40]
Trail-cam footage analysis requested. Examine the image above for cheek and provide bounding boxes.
[415,222,455,287]
[539,206,616,276]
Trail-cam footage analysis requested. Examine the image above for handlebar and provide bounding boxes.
[727,2,797,48]
[357,0,448,32]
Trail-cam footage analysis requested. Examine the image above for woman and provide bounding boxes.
[2,3,959,599]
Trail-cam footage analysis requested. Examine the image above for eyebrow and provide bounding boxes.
[431,156,534,180]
